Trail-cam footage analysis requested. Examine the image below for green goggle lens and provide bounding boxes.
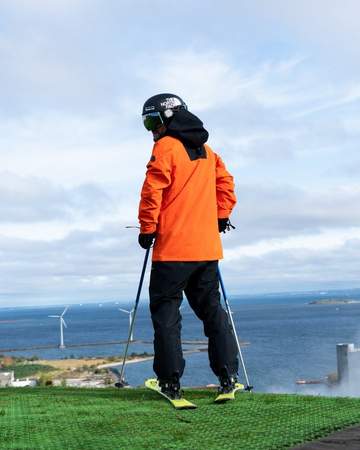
[142,112,163,131]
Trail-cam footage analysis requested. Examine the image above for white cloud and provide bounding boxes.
[343,117,360,135]
[1,2,360,304]
[230,183,360,243]
[0,112,149,185]
[220,237,360,294]
[249,0,360,61]
[225,228,360,259]
[138,50,310,112]
[6,0,85,12]
[292,84,360,118]
[139,50,245,111]
[1,221,359,306]
[0,223,146,305]
[0,172,114,223]
[1,179,360,297]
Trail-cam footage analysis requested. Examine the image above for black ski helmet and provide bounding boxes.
[142,93,187,131]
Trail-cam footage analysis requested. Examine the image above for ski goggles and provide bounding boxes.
[142,112,164,131]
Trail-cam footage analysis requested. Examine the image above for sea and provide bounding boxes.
[1,289,360,394]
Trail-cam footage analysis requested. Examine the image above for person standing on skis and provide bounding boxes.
[138,93,238,400]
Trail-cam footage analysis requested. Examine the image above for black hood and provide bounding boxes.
[164,109,209,148]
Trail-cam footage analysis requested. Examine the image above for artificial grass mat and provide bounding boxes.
[1,387,360,449]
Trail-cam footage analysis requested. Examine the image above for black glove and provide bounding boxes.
[218,218,235,233]
[138,233,156,249]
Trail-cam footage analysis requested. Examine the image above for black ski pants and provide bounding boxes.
[149,260,238,380]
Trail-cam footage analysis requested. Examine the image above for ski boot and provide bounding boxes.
[159,376,182,400]
[215,370,244,403]
[145,375,197,409]
[219,373,237,394]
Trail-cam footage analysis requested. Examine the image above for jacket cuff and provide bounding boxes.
[217,209,231,219]
[140,223,157,234]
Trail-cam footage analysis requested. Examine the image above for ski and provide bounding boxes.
[214,382,245,403]
[145,378,197,410]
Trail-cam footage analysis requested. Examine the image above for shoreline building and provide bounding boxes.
[337,343,360,384]
[0,371,37,388]
[0,371,14,387]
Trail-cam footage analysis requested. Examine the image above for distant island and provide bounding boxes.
[309,299,360,305]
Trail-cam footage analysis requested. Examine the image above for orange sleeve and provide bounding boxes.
[138,144,172,233]
[215,153,237,218]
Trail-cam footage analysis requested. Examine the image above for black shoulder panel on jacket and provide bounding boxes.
[184,145,207,161]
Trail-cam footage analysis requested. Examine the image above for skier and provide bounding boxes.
[138,93,238,401]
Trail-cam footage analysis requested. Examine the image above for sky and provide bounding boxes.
[1,0,360,306]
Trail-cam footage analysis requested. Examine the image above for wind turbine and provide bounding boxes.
[119,308,135,341]
[48,306,68,349]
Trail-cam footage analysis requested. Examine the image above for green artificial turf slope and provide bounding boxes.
[1,387,360,450]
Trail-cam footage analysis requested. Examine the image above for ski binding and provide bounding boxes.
[214,382,245,403]
[145,378,197,409]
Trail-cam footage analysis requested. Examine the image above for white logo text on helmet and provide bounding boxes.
[160,97,182,109]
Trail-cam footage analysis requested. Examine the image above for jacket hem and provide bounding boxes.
[152,255,224,261]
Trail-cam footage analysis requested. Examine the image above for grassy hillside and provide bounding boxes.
[1,387,360,449]
[1,363,54,379]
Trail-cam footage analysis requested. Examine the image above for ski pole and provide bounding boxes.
[117,247,151,386]
[218,267,253,391]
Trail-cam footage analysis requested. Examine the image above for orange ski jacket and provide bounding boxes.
[138,136,236,261]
